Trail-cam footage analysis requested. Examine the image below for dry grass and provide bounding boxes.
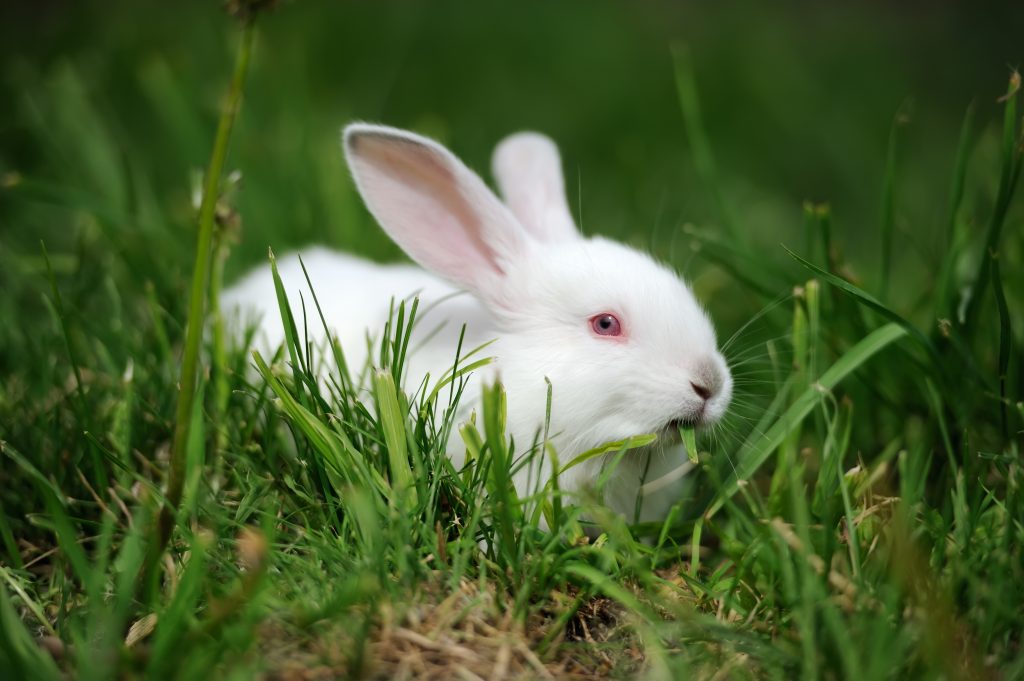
[261,576,648,681]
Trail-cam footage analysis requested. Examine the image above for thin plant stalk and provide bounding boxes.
[147,19,256,585]
[209,230,232,485]
[963,71,1021,331]
[671,43,740,241]
[879,109,902,301]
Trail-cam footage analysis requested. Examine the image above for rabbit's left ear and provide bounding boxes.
[492,132,580,243]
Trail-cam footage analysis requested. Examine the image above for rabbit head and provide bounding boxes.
[343,124,731,457]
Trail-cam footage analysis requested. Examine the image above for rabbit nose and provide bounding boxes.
[690,358,722,400]
[690,381,712,400]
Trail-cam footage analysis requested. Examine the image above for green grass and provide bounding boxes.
[1,3,1023,679]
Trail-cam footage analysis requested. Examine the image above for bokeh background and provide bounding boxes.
[1,0,1022,371]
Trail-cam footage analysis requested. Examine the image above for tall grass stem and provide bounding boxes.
[148,18,256,585]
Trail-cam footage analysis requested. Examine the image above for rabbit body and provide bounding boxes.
[221,246,479,386]
[223,124,732,525]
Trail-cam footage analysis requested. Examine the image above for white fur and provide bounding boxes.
[221,124,732,526]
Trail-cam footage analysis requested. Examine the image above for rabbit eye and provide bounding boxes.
[590,313,622,337]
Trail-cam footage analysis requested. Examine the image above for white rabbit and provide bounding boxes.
[221,124,732,526]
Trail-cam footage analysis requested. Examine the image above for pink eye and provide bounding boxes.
[590,313,622,337]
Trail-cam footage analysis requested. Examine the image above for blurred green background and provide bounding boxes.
[1,0,1021,367]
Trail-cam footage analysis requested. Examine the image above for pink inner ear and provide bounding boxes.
[348,133,513,292]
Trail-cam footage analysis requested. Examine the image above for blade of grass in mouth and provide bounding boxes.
[678,423,699,464]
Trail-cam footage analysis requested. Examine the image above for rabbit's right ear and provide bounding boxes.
[344,124,528,299]
[492,132,580,243]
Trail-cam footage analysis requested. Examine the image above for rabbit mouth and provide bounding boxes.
[666,416,703,431]
[665,399,725,431]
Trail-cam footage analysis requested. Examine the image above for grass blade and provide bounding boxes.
[558,434,658,476]
[706,322,908,517]
[784,245,939,365]
[963,70,1021,330]
[150,18,256,587]
[679,424,699,465]
[147,531,212,676]
[372,369,417,508]
[0,585,62,681]
[991,256,1011,438]
[879,106,906,300]
[672,43,739,240]
[934,103,975,322]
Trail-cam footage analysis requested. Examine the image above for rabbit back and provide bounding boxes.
[221,247,500,396]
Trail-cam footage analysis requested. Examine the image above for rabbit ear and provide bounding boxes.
[343,124,528,298]
[491,132,580,242]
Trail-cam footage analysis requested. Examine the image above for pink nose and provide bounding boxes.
[690,381,712,400]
